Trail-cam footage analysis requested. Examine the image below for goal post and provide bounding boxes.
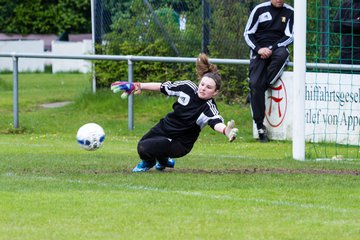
[293,0,307,161]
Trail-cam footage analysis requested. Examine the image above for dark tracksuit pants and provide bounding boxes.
[137,122,192,165]
[249,47,289,129]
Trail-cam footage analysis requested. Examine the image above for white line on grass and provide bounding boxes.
[315,158,360,164]
[4,173,359,214]
[125,184,359,214]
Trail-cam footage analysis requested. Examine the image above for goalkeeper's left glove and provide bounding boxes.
[223,120,238,142]
[110,81,141,95]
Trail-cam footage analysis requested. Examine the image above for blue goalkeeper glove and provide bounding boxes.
[110,81,141,96]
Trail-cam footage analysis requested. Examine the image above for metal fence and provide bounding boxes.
[1,52,359,131]
[0,52,248,130]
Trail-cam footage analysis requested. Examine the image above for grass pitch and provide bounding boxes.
[0,73,359,239]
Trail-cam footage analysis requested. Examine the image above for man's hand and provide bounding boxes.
[224,120,238,142]
[258,47,272,59]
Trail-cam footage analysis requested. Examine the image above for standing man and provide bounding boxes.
[334,0,360,65]
[244,0,294,142]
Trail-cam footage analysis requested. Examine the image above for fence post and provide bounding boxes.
[128,59,134,130]
[12,55,19,129]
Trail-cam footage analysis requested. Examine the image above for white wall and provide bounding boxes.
[0,39,93,73]
[51,40,93,73]
[0,40,44,72]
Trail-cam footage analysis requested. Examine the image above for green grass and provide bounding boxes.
[0,73,359,239]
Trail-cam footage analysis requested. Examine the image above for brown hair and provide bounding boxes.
[196,53,222,90]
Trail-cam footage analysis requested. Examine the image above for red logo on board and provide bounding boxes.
[265,79,287,127]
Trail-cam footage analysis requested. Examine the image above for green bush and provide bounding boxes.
[0,0,90,34]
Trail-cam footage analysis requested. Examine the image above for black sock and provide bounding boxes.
[256,123,263,130]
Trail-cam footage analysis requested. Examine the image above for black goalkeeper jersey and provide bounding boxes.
[158,80,224,145]
[244,1,294,54]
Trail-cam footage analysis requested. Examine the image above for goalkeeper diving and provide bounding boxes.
[111,53,239,172]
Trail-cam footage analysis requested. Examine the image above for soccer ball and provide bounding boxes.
[76,123,105,151]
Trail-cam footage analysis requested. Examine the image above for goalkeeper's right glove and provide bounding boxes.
[223,120,238,142]
[110,81,141,95]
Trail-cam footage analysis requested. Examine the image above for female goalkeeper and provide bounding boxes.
[111,53,238,172]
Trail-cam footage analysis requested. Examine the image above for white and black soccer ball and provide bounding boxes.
[76,123,105,151]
